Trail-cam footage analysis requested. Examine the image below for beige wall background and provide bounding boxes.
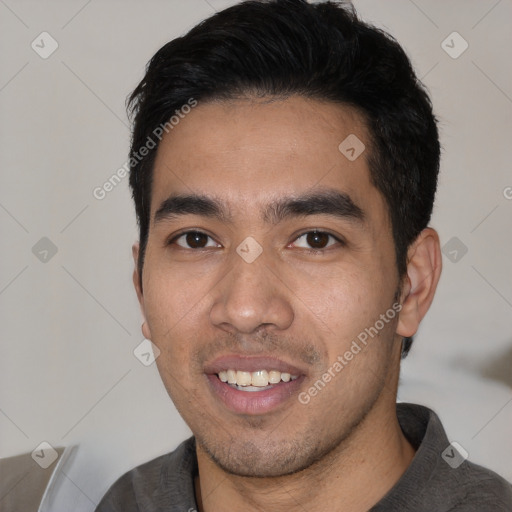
[1,0,511,510]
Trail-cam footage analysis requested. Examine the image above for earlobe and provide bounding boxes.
[141,321,152,340]
[132,242,152,340]
[396,228,442,338]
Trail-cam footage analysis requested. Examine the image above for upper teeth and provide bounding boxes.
[218,369,298,387]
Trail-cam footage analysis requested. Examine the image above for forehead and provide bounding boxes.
[150,96,386,222]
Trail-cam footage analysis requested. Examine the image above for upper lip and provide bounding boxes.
[203,355,306,376]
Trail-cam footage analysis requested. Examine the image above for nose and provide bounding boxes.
[209,248,294,335]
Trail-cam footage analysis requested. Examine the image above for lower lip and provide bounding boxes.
[206,374,305,415]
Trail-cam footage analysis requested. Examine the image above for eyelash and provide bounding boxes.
[166,230,344,254]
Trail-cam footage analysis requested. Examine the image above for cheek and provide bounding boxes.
[142,274,205,380]
[143,271,208,406]
[142,251,214,336]
[294,266,377,336]
[296,263,395,366]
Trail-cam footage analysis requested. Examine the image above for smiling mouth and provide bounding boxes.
[217,369,299,391]
[205,358,305,414]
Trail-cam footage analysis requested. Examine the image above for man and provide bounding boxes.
[96,0,512,510]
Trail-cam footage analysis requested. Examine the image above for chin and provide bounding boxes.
[197,432,334,478]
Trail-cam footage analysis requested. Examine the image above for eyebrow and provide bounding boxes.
[263,189,365,225]
[154,194,231,225]
[153,189,365,226]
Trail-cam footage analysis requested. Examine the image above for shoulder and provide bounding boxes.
[451,460,512,511]
[94,452,173,512]
[376,404,512,511]
[95,437,197,512]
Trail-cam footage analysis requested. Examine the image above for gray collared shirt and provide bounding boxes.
[95,403,512,511]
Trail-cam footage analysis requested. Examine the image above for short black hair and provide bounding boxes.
[127,0,440,355]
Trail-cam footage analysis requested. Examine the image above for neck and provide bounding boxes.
[194,398,415,512]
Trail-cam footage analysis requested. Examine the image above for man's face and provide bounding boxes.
[135,96,404,477]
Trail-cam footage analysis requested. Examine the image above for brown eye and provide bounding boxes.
[186,232,208,248]
[292,230,340,251]
[306,231,330,249]
[173,231,218,249]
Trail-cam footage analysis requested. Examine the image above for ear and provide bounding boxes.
[132,242,152,340]
[396,228,442,337]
